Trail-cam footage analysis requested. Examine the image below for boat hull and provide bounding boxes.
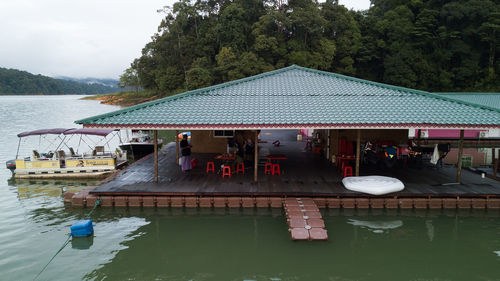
[13,166,115,179]
[119,140,163,159]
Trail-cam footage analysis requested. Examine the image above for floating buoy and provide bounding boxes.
[70,220,94,237]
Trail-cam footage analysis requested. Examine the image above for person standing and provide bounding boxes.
[180,134,192,173]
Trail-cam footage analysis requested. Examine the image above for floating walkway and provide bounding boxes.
[67,191,500,209]
[284,198,328,241]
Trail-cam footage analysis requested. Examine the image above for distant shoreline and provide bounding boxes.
[81,91,162,107]
[0,93,92,96]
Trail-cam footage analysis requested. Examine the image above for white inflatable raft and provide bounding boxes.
[342,176,404,195]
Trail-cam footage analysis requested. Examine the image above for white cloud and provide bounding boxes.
[0,0,173,78]
[338,0,371,11]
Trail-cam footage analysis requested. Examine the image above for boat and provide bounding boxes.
[342,175,404,195]
[6,128,126,179]
[119,130,163,159]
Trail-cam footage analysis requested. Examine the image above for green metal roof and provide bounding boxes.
[76,65,500,129]
[433,92,500,111]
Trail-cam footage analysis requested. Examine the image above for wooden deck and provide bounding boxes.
[91,130,500,198]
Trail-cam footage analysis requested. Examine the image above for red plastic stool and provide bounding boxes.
[206,161,215,173]
[222,165,231,178]
[264,162,273,174]
[343,166,353,177]
[272,163,281,175]
[236,162,245,174]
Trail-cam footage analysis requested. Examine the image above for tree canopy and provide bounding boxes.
[129,0,499,96]
[0,67,118,95]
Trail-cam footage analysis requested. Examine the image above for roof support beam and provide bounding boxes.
[456,129,464,183]
[254,131,258,182]
[175,130,179,164]
[355,129,361,177]
[154,130,158,183]
[494,149,499,179]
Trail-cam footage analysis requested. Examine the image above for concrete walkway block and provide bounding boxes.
[114,196,127,207]
[307,218,325,228]
[199,197,212,207]
[156,197,170,207]
[142,196,155,207]
[227,197,241,208]
[369,198,384,209]
[290,228,310,241]
[184,197,198,208]
[309,228,328,241]
[289,218,307,228]
[171,197,184,207]
[326,198,341,208]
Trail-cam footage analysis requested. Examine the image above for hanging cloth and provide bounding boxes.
[430,144,439,165]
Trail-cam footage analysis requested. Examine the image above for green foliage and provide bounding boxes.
[0,68,117,95]
[128,0,499,96]
[119,67,140,92]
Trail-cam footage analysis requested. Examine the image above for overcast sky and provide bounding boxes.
[0,0,371,79]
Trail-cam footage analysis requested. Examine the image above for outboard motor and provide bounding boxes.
[5,159,16,171]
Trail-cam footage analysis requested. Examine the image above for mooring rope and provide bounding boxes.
[33,197,102,281]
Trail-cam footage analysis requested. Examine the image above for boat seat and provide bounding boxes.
[95,146,105,155]
[33,150,40,159]
[69,147,78,157]
[57,150,66,159]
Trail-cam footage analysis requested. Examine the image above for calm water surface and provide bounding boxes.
[1,96,500,281]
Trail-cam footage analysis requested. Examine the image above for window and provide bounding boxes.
[461,155,472,168]
[213,130,234,138]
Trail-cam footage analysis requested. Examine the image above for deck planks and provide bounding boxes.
[92,132,500,197]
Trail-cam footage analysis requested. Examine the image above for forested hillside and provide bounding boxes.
[0,68,117,95]
[124,0,499,97]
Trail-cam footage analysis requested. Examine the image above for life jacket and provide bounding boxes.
[385,146,397,160]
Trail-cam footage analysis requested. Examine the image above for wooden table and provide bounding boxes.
[266,154,287,161]
[336,156,356,170]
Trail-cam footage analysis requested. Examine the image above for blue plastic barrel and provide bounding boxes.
[70,220,94,237]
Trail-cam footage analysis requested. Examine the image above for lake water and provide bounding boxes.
[1,96,500,280]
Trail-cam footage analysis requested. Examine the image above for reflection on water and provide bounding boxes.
[9,178,101,199]
[71,235,94,250]
[347,218,403,233]
[1,97,500,280]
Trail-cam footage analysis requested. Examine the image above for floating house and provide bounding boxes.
[74,65,499,199]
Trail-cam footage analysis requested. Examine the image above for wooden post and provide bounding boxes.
[254,131,258,182]
[495,148,499,179]
[175,130,179,164]
[327,129,331,160]
[355,129,361,176]
[154,130,158,183]
[456,129,464,183]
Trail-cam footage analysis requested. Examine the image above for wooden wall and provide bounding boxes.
[190,130,256,154]
[190,131,227,153]
[313,129,409,160]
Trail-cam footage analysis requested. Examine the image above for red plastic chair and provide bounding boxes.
[236,162,245,174]
[272,163,281,175]
[264,162,273,174]
[222,165,231,178]
[343,166,353,178]
[206,161,215,173]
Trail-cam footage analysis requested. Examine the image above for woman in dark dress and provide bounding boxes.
[180,134,192,172]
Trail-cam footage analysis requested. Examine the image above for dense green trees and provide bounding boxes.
[0,68,117,95]
[129,0,499,96]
